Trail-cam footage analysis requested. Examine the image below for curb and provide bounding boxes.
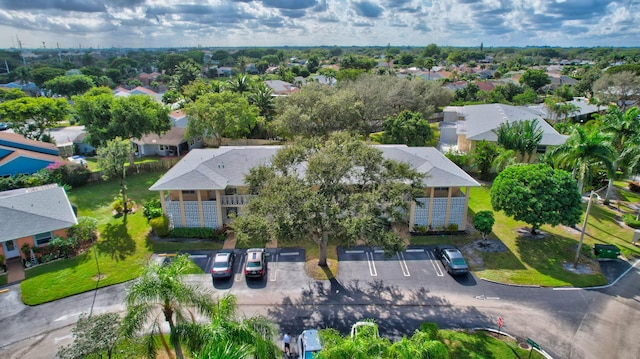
[479,278,541,288]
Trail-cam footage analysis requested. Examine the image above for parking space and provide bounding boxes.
[337,246,460,284]
[172,249,308,289]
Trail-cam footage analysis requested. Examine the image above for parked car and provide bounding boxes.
[296,329,322,359]
[0,122,8,131]
[434,245,469,275]
[211,251,235,279]
[244,248,266,278]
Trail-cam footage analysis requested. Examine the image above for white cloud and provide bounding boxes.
[0,0,637,48]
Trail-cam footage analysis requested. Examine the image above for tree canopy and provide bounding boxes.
[74,89,171,147]
[44,74,95,97]
[233,132,425,266]
[519,68,551,91]
[493,119,543,163]
[381,110,434,146]
[0,96,71,141]
[490,163,582,234]
[184,90,259,147]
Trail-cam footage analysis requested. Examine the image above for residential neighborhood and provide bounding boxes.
[1,43,640,359]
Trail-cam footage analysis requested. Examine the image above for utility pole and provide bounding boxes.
[574,191,595,268]
[17,37,26,66]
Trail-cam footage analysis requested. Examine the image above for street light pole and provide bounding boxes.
[574,191,595,268]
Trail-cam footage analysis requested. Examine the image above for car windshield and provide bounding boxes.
[305,352,319,359]
[213,260,229,268]
[452,258,467,266]
[247,261,261,268]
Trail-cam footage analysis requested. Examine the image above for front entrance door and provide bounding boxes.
[3,240,20,259]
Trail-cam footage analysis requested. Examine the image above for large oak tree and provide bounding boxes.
[233,132,425,266]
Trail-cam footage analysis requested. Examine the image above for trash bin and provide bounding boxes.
[594,244,621,260]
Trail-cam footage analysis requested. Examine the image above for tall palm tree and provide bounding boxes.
[548,126,615,193]
[177,294,280,359]
[494,119,543,163]
[227,74,252,94]
[122,255,216,359]
[596,105,640,203]
[248,83,275,120]
[424,57,436,80]
[236,56,250,75]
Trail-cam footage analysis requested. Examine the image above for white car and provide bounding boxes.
[296,329,322,359]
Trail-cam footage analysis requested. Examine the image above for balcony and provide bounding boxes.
[221,194,254,206]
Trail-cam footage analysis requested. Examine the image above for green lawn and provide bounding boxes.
[84,156,163,172]
[415,183,640,287]
[21,172,166,305]
[439,329,544,359]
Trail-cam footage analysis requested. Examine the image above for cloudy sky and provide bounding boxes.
[0,0,638,49]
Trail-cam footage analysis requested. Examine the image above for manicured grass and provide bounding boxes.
[419,183,640,287]
[0,274,7,286]
[21,172,166,305]
[439,329,544,358]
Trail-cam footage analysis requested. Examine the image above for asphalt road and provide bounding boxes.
[1,247,639,359]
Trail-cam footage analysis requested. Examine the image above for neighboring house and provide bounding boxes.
[132,127,201,157]
[149,145,480,231]
[0,81,40,94]
[113,86,163,103]
[217,67,233,77]
[264,80,300,96]
[138,72,161,87]
[528,97,602,123]
[170,109,189,128]
[441,104,568,154]
[0,184,77,261]
[72,132,97,156]
[0,132,63,177]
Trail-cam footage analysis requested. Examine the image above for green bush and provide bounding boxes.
[150,215,170,237]
[68,217,98,243]
[142,199,163,220]
[447,223,459,232]
[622,214,640,229]
[46,162,91,188]
[111,197,124,214]
[444,150,469,169]
[419,322,440,339]
[169,227,214,239]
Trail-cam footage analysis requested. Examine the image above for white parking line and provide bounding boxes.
[269,254,278,281]
[235,255,245,282]
[427,250,445,277]
[397,252,411,277]
[373,249,385,254]
[406,249,424,253]
[280,252,299,256]
[345,250,364,254]
[188,254,207,259]
[366,251,378,276]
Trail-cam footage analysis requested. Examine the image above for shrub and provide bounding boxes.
[46,162,91,188]
[169,227,214,239]
[623,214,640,229]
[68,217,98,244]
[419,322,440,339]
[629,181,640,193]
[150,215,170,237]
[447,223,459,232]
[444,150,469,169]
[111,197,124,214]
[142,199,163,220]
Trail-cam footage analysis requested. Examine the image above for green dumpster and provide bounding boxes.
[594,244,620,259]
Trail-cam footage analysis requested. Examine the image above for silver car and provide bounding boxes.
[211,251,235,279]
[435,245,469,276]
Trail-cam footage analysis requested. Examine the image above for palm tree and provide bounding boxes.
[494,119,543,163]
[227,74,252,94]
[548,126,615,193]
[424,57,436,80]
[122,255,216,359]
[248,82,275,120]
[596,105,640,203]
[177,294,280,359]
[236,56,250,75]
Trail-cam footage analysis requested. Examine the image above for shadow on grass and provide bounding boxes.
[97,214,136,261]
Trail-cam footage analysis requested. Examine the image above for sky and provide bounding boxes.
[0,0,639,50]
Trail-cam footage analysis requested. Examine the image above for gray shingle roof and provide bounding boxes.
[450,104,568,146]
[149,145,479,191]
[0,184,78,242]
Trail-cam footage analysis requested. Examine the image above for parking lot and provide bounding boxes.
[337,245,478,289]
[169,249,310,290]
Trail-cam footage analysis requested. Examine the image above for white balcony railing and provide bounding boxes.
[221,194,254,206]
